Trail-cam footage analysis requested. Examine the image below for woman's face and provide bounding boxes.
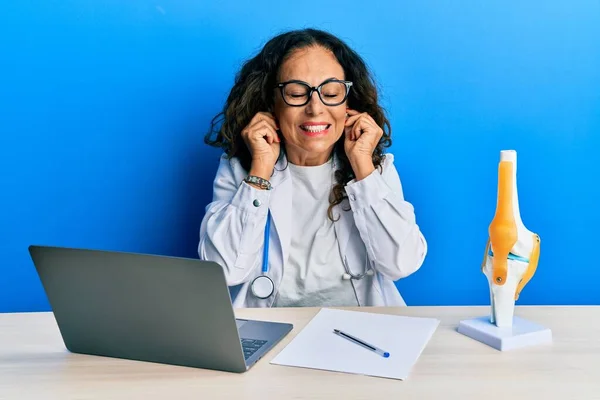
[273,45,348,166]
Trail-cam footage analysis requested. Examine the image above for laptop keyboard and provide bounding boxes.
[241,338,267,360]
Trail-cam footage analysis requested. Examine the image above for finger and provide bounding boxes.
[264,111,279,129]
[345,111,381,142]
[344,124,353,141]
[250,113,278,131]
[352,121,362,141]
[243,125,275,147]
[352,118,374,141]
[242,120,266,140]
[243,115,270,136]
[359,112,377,127]
[250,122,280,144]
[344,113,363,127]
[245,114,278,141]
[346,110,380,128]
[248,120,277,137]
[264,126,280,144]
[344,120,357,140]
[361,117,384,141]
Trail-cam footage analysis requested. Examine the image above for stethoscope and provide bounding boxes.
[250,210,374,299]
[250,211,275,299]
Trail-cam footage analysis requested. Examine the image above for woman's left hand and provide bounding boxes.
[344,108,383,178]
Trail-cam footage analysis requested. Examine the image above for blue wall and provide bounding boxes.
[2,1,599,312]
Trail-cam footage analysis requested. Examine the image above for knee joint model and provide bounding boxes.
[481,150,541,327]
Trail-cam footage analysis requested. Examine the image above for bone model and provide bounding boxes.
[482,150,541,327]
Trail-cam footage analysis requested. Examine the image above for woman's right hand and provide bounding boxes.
[241,112,281,180]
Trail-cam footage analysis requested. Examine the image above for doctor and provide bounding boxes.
[199,28,427,308]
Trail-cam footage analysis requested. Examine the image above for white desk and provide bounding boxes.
[1,306,599,399]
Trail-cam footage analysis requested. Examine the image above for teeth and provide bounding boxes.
[301,124,328,132]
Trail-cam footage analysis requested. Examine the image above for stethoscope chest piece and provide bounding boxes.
[251,275,274,299]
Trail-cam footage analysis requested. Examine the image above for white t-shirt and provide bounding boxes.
[273,158,359,307]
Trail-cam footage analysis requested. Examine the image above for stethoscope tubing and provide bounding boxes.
[253,209,372,298]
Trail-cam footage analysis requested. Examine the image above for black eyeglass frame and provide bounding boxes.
[275,78,353,107]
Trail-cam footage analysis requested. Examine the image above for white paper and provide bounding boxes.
[270,308,439,380]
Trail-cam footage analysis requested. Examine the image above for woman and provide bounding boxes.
[199,28,427,308]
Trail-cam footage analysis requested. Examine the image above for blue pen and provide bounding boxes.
[333,329,390,358]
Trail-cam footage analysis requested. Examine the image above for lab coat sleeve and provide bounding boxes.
[198,155,271,286]
[344,153,427,281]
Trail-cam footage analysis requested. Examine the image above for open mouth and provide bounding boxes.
[299,124,331,135]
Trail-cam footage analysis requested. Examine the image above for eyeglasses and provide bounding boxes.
[276,78,353,107]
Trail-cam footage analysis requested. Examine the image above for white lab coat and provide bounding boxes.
[198,152,427,308]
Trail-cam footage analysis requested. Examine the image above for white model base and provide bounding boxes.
[457,316,552,351]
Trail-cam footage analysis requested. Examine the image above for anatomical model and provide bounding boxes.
[481,150,541,328]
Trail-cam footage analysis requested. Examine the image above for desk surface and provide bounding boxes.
[1,306,599,399]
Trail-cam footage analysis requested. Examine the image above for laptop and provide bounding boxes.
[28,245,293,373]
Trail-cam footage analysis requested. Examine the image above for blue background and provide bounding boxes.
[2,1,598,312]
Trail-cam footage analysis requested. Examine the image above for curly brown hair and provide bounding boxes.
[205,28,392,221]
